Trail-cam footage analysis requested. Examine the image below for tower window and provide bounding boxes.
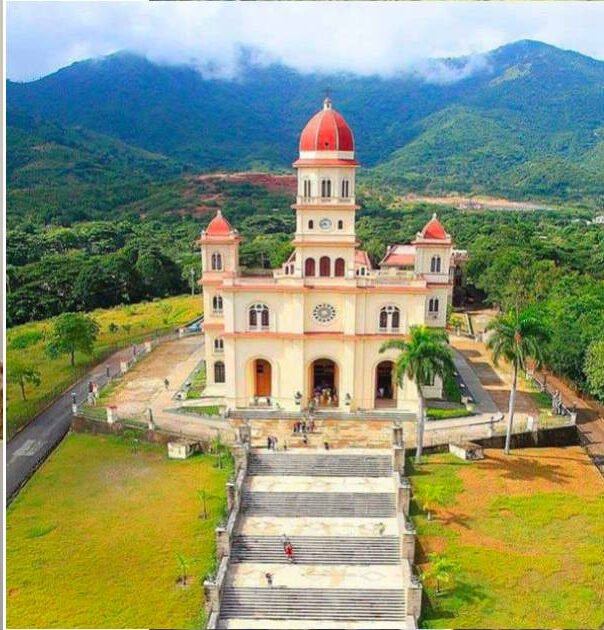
[341,179,350,199]
[308,220,314,229]
[319,256,331,277]
[321,179,332,199]
[214,361,225,383]
[212,295,223,313]
[305,258,316,277]
[214,338,224,353]
[337,220,344,230]
[334,258,345,277]
[428,298,440,314]
[430,255,442,273]
[303,179,312,198]
[211,252,223,271]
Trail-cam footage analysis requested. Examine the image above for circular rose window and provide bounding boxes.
[313,303,336,324]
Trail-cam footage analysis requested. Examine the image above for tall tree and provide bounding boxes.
[381,326,454,464]
[486,308,551,454]
[7,361,41,401]
[45,312,100,367]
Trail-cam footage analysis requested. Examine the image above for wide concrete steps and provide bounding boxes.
[242,492,396,517]
[249,452,392,477]
[220,588,406,620]
[231,536,400,564]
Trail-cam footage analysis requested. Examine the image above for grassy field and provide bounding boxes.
[409,448,604,628]
[6,295,201,438]
[7,432,232,629]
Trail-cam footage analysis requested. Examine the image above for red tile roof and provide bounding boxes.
[299,98,354,153]
[381,244,416,267]
[354,249,372,267]
[206,210,233,236]
[420,214,449,240]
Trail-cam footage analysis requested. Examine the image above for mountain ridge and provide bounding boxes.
[7,39,604,204]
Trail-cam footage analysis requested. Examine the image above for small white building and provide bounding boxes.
[199,98,457,413]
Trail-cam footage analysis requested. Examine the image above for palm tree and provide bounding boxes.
[381,326,455,463]
[424,553,460,594]
[486,307,550,455]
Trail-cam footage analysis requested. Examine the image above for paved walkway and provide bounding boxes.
[104,335,235,442]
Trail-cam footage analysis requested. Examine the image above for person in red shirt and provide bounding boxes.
[284,542,294,563]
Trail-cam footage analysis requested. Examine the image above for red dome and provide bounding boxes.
[299,98,354,153]
[421,214,449,240]
[206,210,232,236]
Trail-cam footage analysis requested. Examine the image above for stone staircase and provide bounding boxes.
[220,588,406,620]
[242,491,395,517]
[231,535,400,564]
[215,448,418,629]
[248,452,392,476]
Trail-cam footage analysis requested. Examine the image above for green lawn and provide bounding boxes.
[408,449,604,628]
[7,432,231,629]
[6,295,201,438]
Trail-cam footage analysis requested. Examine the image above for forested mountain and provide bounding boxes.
[8,40,604,204]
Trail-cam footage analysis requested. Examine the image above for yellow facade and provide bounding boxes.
[200,100,454,413]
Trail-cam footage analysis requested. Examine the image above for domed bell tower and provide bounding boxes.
[292,98,360,279]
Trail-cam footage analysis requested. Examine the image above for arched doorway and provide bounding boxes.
[254,359,272,398]
[310,359,338,407]
[375,361,396,408]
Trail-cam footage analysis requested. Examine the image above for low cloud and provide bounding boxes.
[7,2,604,82]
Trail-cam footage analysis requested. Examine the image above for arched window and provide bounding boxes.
[211,252,223,271]
[285,265,289,275]
[334,258,345,277]
[308,220,314,229]
[379,305,401,332]
[214,361,225,383]
[428,298,440,314]
[303,179,312,198]
[249,304,270,330]
[430,255,442,273]
[212,295,223,313]
[321,179,332,199]
[305,258,316,276]
[214,338,224,353]
[337,220,344,230]
[341,179,350,199]
[319,256,331,277]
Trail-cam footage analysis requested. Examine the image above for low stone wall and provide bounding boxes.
[230,417,394,449]
[417,424,579,455]
[203,443,249,623]
[72,414,215,450]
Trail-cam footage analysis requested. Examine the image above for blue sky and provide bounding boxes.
[7,1,604,81]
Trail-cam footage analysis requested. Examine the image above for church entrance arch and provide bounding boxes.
[375,361,396,408]
[254,359,272,398]
[309,358,339,407]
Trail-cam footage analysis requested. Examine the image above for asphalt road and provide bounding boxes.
[6,343,145,501]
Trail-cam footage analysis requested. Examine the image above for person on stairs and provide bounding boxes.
[284,542,295,563]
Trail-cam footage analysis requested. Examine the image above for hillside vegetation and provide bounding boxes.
[7,40,604,204]
[6,295,200,438]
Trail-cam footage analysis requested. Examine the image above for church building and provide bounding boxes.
[200,98,455,412]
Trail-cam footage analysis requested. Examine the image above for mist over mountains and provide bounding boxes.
[7,40,604,204]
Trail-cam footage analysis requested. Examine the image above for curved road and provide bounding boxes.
[6,343,146,501]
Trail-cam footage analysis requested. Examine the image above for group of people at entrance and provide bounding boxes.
[312,384,338,407]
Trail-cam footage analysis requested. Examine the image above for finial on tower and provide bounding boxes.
[323,87,332,110]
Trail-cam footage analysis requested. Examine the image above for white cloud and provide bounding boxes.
[7,1,604,82]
